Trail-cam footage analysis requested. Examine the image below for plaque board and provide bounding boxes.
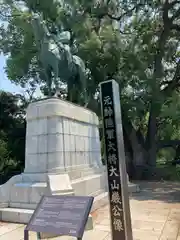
[100,80,133,240]
[24,195,94,240]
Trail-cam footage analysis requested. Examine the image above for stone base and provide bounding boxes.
[0,166,107,205]
[0,188,108,224]
[0,182,139,225]
[0,166,107,229]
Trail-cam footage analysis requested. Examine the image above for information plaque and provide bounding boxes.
[24,195,94,240]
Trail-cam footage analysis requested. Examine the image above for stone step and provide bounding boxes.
[72,173,106,196]
[10,182,48,206]
[9,182,139,210]
[9,202,37,210]
[20,166,104,183]
[9,190,107,211]
[0,208,33,224]
[68,166,104,180]
[81,167,104,177]
[9,180,74,209]
[9,191,74,210]
[91,192,109,212]
[91,189,107,198]
[9,173,106,205]
[0,207,93,231]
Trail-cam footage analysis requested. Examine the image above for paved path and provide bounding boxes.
[0,181,180,240]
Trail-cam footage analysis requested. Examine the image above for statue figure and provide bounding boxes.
[31,14,87,103]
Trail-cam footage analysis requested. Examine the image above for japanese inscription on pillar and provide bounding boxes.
[100,80,132,240]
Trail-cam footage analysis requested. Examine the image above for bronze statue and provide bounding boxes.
[31,13,87,103]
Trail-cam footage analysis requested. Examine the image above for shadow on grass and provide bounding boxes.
[130,181,180,204]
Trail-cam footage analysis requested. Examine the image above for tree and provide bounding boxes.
[1,0,180,178]
[122,0,180,177]
[0,0,122,100]
[0,91,26,180]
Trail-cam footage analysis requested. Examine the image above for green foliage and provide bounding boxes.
[158,92,180,141]
[0,0,123,98]
[0,4,40,89]
[1,0,180,179]
[157,148,176,164]
[0,91,26,182]
[155,165,180,181]
[0,137,10,169]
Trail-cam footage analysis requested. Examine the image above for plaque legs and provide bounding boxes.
[24,230,29,240]
[37,232,41,239]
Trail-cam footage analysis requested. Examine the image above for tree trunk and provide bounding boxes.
[125,152,133,179]
[123,126,133,178]
[122,114,147,179]
[130,138,147,179]
[146,107,157,168]
[173,145,180,165]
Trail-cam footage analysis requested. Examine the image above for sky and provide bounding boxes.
[0,14,22,93]
[0,53,42,97]
[0,54,23,94]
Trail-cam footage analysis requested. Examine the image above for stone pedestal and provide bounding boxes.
[24,98,102,177]
[0,98,139,225]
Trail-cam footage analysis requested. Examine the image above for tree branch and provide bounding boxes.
[171,23,180,31]
[163,0,171,25]
[153,0,174,81]
[145,0,173,151]
[106,3,144,21]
